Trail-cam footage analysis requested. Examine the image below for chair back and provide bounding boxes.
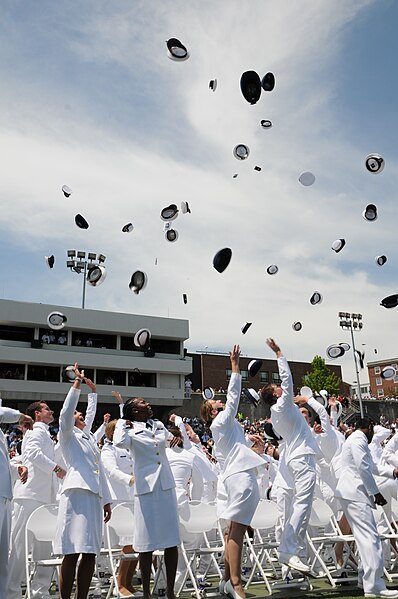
[180,501,218,534]
[250,500,279,530]
[106,502,134,546]
[26,504,59,543]
[309,498,334,527]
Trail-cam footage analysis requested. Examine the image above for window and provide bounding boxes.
[0,363,25,380]
[27,365,61,382]
[260,372,269,383]
[374,367,381,374]
[0,325,35,343]
[128,370,156,387]
[377,389,384,398]
[226,369,232,380]
[241,370,248,382]
[272,372,281,384]
[376,377,382,386]
[96,369,126,386]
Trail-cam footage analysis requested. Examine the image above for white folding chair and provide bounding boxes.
[24,504,62,599]
[104,502,139,599]
[176,501,223,599]
[243,500,279,594]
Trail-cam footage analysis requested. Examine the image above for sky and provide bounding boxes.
[1,0,398,386]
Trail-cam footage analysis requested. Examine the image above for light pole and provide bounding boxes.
[339,312,364,418]
[66,251,106,309]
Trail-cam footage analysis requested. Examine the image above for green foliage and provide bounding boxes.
[302,355,342,395]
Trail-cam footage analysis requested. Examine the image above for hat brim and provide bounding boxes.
[47,312,66,330]
[134,328,151,350]
[202,388,215,401]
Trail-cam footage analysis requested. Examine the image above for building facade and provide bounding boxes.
[0,299,191,421]
[367,358,398,399]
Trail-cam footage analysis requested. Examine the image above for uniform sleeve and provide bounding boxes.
[23,428,57,473]
[84,393,98,432]
[93,423,106,443]
[222,373,242,421]
[0,407,22,423]
[190,456,204,501]
[113,419,132,450]
[351,434,380,496]
[101,445,132,487]
[275,356,294,411]
[175,415,192,450]
[382,432,398,469]
[59,387,81,440]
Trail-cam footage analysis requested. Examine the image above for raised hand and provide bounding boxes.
[266,338,281,355]
[230,344,241,373]
[112,391,124,404]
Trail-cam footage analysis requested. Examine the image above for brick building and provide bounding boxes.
[367,358,398,399]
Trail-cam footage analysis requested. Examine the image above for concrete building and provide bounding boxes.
[368,358,398,399]
[0,299,191,421]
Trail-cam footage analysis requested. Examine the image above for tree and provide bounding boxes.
[302,355,342,395]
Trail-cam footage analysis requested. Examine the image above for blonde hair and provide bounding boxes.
[105,419,118,441]
[200,400,214,424]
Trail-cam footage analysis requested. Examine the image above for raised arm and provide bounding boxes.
[113,418,133,450]
[59,364,84,439]
[0,406,23,424]
[267,338,293,407]
[223,345,242,420]
[84,377,98,433]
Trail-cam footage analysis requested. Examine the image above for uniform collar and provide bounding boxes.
[33,421,50,431]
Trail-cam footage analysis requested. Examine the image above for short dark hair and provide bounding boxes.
[355,417,374,430]
[26,401,46,421]
[123,397,139,420]
[259,384,276,405]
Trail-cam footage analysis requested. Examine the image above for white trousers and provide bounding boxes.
[7,498,52,599]
[279,454,316,558]
[340,498,386,594]
[0,497,12,599]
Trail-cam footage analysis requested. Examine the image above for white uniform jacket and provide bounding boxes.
[381,431,398,469]
[307,397,341,464]
[174,415,219,483]
[100,439,135,503]
[210,372,264,483]
[335,429,395,507]
[271,356,320,464]
[14,421,57,503]
[58,387,112,505]
[114,418,176,496]
[0,407,22,500]
[166,446,204,505]
[370,425,393,465]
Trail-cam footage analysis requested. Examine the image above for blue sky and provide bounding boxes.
[1,0,397,385]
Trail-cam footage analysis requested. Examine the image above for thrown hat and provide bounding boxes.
[62,185,72,198]
[381,366,396,380]
[122,223,134,233]
[254,166,262,172]
[183,293,188,304]
[326,344,345,359]
[299,172,316,186]
[166,38,189,61]
[243,388,260,408]
[75,214,89,229]
[45,255,55,269]
[380,294,398,309]
[129,270,147,294]
[160,204,179,221]
[47,311,67,330]
[376,255,387,266]
[87,265,107,287]
[355,350,365,370]
[319,389,329,403]
[300,386,313,399]
[266,264,278,275]
[63,365,76,382]
[332,239,345,253]
[263,421,282,441]
[232,173,238,179]
[292,321,302,331]
[310,291,323,305]
[240,71,262,105]
[248,359,263,377]
[365,153,385,174]
[209,79,217,91]
[362,204,378,221]
[213,248,232,273]
[260,119,272,129]
[233,144,250,160]
[202,387,215,401]
[339,342,350,352]
[165,229,179,242]
[262,72,275,92]
[241,322,252,335]
[181,201,191,214]
[134,328,151,350]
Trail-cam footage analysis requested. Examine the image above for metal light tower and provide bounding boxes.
[339,312,364,418]
[66,251,106,309]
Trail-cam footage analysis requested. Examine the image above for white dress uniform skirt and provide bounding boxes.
[54,489,102,555]
[220,469,259,526]
[134,481,180,552]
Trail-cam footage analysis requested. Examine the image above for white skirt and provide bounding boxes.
[54,489,102,555]
[220,470,259,526]
[134,482,180,552]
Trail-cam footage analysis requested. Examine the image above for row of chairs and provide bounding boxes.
[24,497,398,598]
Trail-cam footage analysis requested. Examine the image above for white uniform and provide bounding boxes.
[335,429,395,595]
[211,373,264,526]
[0,407,22,599]
[8,419,58,599]
[114,418,180,553]
[54,387,112,555]
[271,356,320,560]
